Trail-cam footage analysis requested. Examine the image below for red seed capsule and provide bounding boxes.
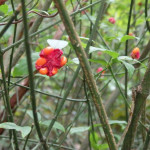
[52,68,58,75]
[39,68,48,75]
[60,56,67,66]
[131,47,140,59]
[43,47,54,55]
[36,57,47,66]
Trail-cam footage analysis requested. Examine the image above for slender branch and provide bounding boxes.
[0,4,22,38]
[0,11,58,26]
[44,66,81,139]
[145,0,150,32]
[7,23,17,88]
[0,77,86,102]
[0,48,19,149]
[125,0,135,121]
[109,66,130,107]
[0,135,75,150]
[2,0,102,54]
[52,0,117,149]
[117,94,135,148]
[23,124,34,150]
[20,0,48,149]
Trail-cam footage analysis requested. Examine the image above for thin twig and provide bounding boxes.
[20,0,48,149]
[0,47,19,149]
[125,0,135,121]
[0,11,58,26]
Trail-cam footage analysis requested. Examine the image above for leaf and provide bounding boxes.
[12,53,39,77]
[121,61,135,77]
[0,4,8,14]
[108,120,127,125]
[89,46,119,58]
[88,59,107,66]
[70,126,90,134]
[93,120,127,128]
[27,110,41,121]
[99,144,109,150]
[72,58,80,64]
[118,56,147,68]
[104,50,119,58]
[118,56,134,61]
[0,122,31,138]
[47,39,68,49]
[89,46,107,53]
[120,35,135,42]
[90,132,100,150]
[40,120,65,132]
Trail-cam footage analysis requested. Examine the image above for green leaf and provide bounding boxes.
[47,39,68,49]
[89,46,119,58]
[0,4,8,14]
[0,122,31,138]
[108,120,127,125]
[40,120,65,132]
[27,110,41,121]
[104,50,119,58]
[90,132,100,150]
[89,59,107,66]
[93,120,127,129]
[70,126,90,134]
[12,53,39,77]
[99,144,109,150]
[118,56,134,61]
[121,61,135,77]
[89,46,107,53]
[118,56,147,68]
[120,35,135,42]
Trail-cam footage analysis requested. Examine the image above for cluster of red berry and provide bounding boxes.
[35,47,67,77]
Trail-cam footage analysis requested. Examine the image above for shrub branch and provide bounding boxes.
[52,0,117,149]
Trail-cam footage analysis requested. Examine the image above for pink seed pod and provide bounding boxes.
[97,51,102,56]
[108,17,116,24]
[96,67,105,75]
[130,47,140,60]
[35,47,67,77]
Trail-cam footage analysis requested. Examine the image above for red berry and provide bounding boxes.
[52,68,58,75]
[39,68,48,75]
[43,47,54,55]
[36,57,47,66]
[60,56,67,66]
